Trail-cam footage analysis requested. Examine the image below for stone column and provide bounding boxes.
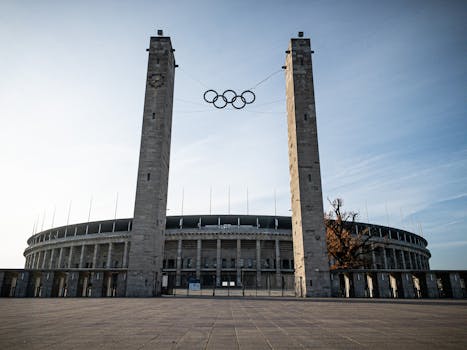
[66,272,79,297]
[406,251,412,269]
[256,240,261,288]
[236,239,241,285]
[79,245,85,268]
[449,272,463,298]
[425,272,439,298]
[14,271,30,297]
[41,271,54,297]
[216,239,221,286]
[57,248,63,269]
[35,251,41,269]
[31,254,35,268]
[68,246,74,268]
[92,244,99,269]
[91,272,103,297]
[377,272,391,298]
[34,251,41,270]
[176,239,182,286]
[106,243,113,269]
[275,239,281,288]
[382,247,388,269]
[49,249,55,269]
[33,251,38,269]
[401,272,415,298]
[392,248,398,269]
[352,272,366,298]
[122,241,129,268]
[401,250,406,270]
[417,254,423,271]
[126,35,176,297]
[412,253,420,270]
[371,244,377,269]
[196,239,201,280]
[41,250,48,269]
[285,35,331,297]
[116,273,127,297]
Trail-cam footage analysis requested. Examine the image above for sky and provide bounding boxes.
[0,0,465,269]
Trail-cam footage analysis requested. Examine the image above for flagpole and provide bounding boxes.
[365,201,369,223]
[274,189,277,217]
[385,201,389,227]
[114,193,119,220]
[399,207,404,229]
[40,210,46,232]
[181,188,184,216]
[88,196,93,222]
[209,186,212,215]
[66,201,72,227]
[51,205,56,229]
[246,187,249,215]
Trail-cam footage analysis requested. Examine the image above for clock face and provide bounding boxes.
[148,73,165,88]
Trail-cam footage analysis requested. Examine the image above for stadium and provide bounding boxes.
[0,33,465,299]
[14,214,434,298]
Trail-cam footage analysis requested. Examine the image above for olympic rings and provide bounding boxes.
[203,89,256,109]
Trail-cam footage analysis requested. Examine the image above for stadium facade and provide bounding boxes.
[1,33,465,299]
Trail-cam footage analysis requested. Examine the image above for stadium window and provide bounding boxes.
[147,173,151,181]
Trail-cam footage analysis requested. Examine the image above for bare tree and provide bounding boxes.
[325,198,375,270]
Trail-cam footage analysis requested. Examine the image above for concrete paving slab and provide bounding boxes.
[0,298,466,349]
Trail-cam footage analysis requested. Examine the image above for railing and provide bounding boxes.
[167,287,296,297]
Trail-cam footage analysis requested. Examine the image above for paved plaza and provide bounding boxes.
[1,297,467,349]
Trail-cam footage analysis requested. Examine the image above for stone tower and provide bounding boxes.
[126,34,175,297]
[285,35,331,297]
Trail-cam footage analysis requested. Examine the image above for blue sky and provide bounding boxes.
[0,0,465,269]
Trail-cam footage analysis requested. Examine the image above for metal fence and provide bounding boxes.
[168,287,296,297]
